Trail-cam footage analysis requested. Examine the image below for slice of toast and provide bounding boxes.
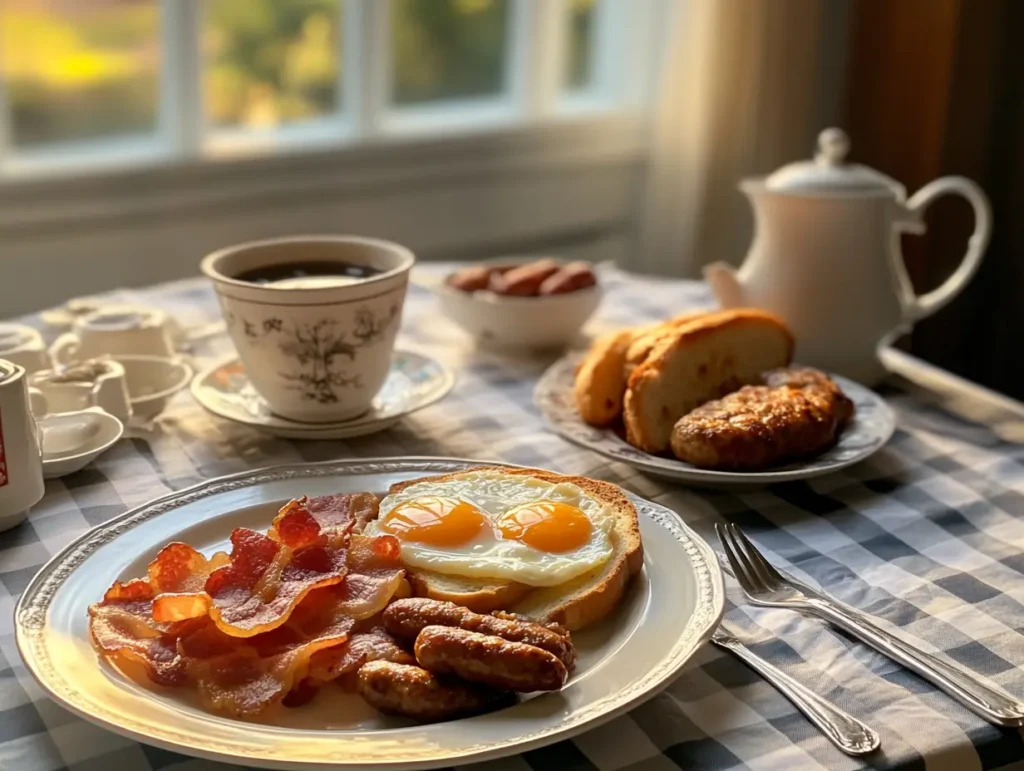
[573,330,634,426]
[405,569,534,614]
[574,312,710,427]
[381,467,643,630]
[623,310,710,375]
[623,309,794,453]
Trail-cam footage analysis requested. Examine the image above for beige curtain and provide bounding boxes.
[635,0,852,276]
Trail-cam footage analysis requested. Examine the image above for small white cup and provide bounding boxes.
[49,307,176,365]
[31,358,133,424]
[0,324,50,373]
[112,355,192,421]
[0,359,45,532]
[201,235,414,423]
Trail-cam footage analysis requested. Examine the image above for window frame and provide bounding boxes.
[0,0,653,181]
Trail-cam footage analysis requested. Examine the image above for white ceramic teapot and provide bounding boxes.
[704,128,992,385]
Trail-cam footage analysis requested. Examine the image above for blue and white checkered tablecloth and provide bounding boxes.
[4,264,1024,771]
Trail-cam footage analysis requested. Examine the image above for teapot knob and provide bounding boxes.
[815,128,850,166]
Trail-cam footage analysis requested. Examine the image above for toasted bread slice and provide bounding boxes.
[624,310,710,375]
[573,330,634,426]
[623,309,794,453]
[574,313,708,427]
[382,467,643,631]
[404,569,533,614]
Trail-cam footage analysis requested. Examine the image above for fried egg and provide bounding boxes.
[365,470,614,587]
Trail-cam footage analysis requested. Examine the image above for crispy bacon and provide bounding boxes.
[182,614,357,717]
[305,626,413,688]
[305,493,379,536]
[206,520,350,638]
[89,582,190,686]
[88,493,407,719]
[300,536,408,691]
[148,543,229,623]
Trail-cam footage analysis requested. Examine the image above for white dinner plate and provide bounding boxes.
[190,349,454,439]
[16,457,722,771]
[535,354,896,486]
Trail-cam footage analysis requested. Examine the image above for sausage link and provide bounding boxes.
[383,598,576,670]
[357,660,515,721]
[447,266,493,292]
[538,262,597,295]
[488,259,560,296]
[414,626,568,692]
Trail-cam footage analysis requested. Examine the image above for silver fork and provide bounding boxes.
[717,522,1024,727]
[711,626,880,755]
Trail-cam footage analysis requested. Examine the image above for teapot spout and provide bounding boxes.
[703,262,744,308]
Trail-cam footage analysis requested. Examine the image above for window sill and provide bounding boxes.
[0,111,646,235]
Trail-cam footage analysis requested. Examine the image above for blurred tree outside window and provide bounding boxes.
[204,0,341,130]
[566,0,597,91]
[0,0,605,152]
[391,0,509,106]
[1,0,160,148]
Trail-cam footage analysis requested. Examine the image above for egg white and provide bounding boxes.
[367,470,615,587]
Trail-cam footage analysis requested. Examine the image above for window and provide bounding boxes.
[2,0,161,148]
[0,0,629,177]
[204,0,343,130]
[391,0,509,106]
[566,0,597,91]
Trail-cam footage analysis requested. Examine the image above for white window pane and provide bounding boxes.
[566,0,597,91]
[391,0,509,106]
[0,0,160,148]
[204,0,342,130]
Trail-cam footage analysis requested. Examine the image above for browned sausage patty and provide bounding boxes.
[670,367,854,471]
[414,626,568,692]
[356,660,515,721]
[384,598,577,671]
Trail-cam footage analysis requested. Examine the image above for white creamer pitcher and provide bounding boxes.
[704,128,992,384]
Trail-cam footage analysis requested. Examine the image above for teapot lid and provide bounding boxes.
[765,128,905,196]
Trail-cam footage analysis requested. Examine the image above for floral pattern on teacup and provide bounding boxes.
[225,304,399,404]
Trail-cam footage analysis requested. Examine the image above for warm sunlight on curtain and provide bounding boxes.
[636,0,851,276]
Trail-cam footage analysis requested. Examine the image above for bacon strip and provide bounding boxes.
[182,614,357,717]
[305,493,379,536]
[89,581,190,686]
[206,509,350,638]
[305,626,413,688]
[148,543,229,623]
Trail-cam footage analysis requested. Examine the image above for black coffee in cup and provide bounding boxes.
[234,260,383,288]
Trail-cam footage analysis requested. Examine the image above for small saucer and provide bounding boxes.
[39,408,124,479]
[191,349,454,439]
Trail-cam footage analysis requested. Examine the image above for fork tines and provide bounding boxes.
[716,522,784,593]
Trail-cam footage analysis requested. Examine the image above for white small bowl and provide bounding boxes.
[437,271,602,348]
[40,407,124,479]
[112,355,193,420]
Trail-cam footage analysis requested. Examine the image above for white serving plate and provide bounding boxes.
[15,457,723,770]
[535,354,897,486]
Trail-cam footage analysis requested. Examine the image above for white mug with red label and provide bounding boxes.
[0,359,45,532]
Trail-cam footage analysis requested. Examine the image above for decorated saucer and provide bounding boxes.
[191,349,454,439]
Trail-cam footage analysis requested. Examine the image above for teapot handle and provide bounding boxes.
[899,176,992,322]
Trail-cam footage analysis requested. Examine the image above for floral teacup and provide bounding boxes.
[201,235,414,423]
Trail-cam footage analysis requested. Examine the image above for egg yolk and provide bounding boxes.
[496,500,592,553]
[380,497,487,546]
